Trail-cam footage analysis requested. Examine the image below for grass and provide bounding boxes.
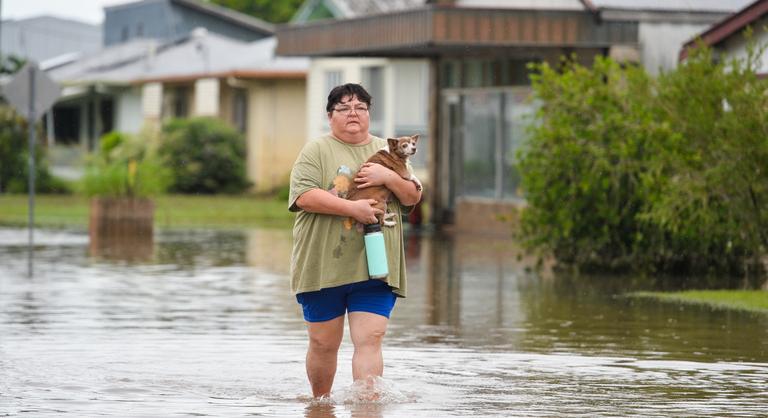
[0,194,295,229]
[630,290,768,314]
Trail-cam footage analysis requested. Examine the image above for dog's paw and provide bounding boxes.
[410,175,423,192]
[383,212,397,227]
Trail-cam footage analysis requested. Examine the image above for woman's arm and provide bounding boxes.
[296,189,384,224]
[353,163,422,206]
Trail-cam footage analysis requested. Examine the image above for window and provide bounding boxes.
[232,88,248,134]
[361,66,384,137]
[441,58,535,88]
[172,87,189,118]
[323,69,343,122]
[52,105,81,145]
[324,70,343,96]
[162,86,190,119]
[448,88,534,201]
[121,26,129,41]
[461,91,500,198]
[136,23,144,37]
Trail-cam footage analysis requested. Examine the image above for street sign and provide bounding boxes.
[2,62,61,119]
[1,61,62,278]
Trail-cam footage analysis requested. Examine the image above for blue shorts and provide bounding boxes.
[296,280,397,322]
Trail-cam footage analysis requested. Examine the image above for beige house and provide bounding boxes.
[48,31,309,192]
[135,34,308,192]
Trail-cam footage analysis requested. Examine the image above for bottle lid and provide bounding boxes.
[364,223,382,233]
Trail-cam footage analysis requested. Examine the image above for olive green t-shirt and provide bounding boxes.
[288,134,409,297]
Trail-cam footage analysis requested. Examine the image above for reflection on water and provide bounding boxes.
[0,226,766,417]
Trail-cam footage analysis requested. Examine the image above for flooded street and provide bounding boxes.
[1,227,766,417]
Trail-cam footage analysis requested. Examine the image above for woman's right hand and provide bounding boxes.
[348,199,383,224]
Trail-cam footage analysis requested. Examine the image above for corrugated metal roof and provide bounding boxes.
[331,0,426,17]
[332,0,754,14]
[591,0,754,12]
[49,31,308,85]
[105,0,274,34]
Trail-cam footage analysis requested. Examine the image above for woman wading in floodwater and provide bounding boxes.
[288,83,422,398]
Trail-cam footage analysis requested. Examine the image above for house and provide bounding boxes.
[103,0,273,46]
[679,0,768,77]
[47,30,309,192]
[277,0,752,233]
[1,16,101,63]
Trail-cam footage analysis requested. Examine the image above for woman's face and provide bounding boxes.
[328,95,370,142]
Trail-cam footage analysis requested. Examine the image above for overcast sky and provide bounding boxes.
[2,0,132,25]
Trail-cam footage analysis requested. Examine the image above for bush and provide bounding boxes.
[644,41,768,276]
[80,130,171,198]
[159,117,251,194]
[519,56,670,271]
[0,105,70,194]
[519,39,768,278]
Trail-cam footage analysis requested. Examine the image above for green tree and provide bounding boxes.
[207,0,304,23]
[0,54,27,75]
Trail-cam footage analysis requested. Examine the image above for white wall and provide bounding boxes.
[639,21,714,75]
[194,78,220,116]
[307,57,388,140]
[718,16,768,75]
[306,57,429,141]
[141,82,163,120]
[306,57,430,182]
[116,87,143,133]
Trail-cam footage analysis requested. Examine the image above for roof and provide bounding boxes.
[105,0,274,34]
[171,0,274,34]
[277,6,638,57]
[293,0,425,22]
[329,0,425,17]
[679,0,768,60]
[48,30,308,86]
[591,0,753,12]
[306,0,754,15]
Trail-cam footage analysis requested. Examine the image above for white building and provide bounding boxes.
[283,0,751,231]
[1,16,101,63]
[680,0,768,76]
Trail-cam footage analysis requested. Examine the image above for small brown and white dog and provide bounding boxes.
[345,135,421,229]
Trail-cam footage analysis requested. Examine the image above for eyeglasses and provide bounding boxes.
[333,105,369,115]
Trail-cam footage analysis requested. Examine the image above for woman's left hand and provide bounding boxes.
[354,163,394,189]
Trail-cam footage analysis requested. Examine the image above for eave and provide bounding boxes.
[134,70,306,84]
[680,0,768,61]
[276,6,638,58]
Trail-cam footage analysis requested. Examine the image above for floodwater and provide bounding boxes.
[1,226,766,417]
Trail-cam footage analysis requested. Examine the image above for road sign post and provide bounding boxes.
[2,62,61,277]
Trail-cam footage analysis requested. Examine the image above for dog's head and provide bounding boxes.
[387,135,419,159]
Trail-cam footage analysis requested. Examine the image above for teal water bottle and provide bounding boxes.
[363,223,388,279]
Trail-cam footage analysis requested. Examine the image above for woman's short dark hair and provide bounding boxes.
[326,83,372,113]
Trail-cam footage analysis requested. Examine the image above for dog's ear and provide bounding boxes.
[411,134,420,144]
[387,137,399,150]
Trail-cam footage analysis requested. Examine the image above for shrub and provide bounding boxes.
[159,117,251,194]
[519,56,671,271]
[80,130,171,198]
[0,105,70,194]
[519,39,768,278]
[644,41,768,276]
